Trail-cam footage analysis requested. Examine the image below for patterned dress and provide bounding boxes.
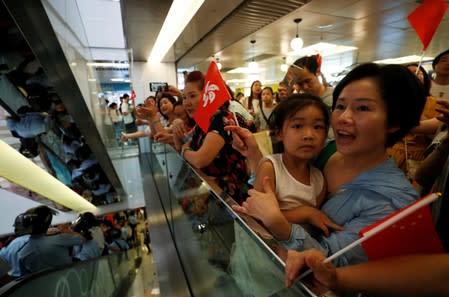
[191,109,249,204]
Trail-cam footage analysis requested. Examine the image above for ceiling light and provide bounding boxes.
[290,18,304,51]
[0,140,96,212]
[373,55,434,64]
[215,57,222,70]
[287,42,357,57]
[110,78,125,82]
[148,0,205,62]
[86,62,129,68]
[88,78,97,82]
[226,67,265,74]
[280,57,288,72]
[248,40,258,72]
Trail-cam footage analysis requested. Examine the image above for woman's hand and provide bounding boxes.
[224,125,263,172]
[232,177,282,226]
[167,85,183,98]
[436,99,449,125]
[285,249,337,289]
[154,131,174,144]
[120,133,129,142]
[136,105,157,120]
[135,118,149,126]
[172,118,187,139]
[224,125,258,157]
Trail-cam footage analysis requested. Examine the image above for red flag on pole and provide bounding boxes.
[130,90,137,103]
[194,61,231,132]
[407,0,448,50]
[359,193,444,261]
[295,193,444,282]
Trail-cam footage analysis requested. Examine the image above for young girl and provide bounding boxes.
[254,94,337,230]
[245,80,262,116]
[254,86,275,131]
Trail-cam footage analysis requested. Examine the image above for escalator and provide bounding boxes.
[0,247,143,297]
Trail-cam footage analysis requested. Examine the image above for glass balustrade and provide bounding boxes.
[0,248,142,297]
[144,141,336,297]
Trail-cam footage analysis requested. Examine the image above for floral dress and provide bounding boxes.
[191,109,249,204]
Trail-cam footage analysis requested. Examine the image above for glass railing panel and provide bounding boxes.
[41,0,135,155]
[146,142,324,297]
[0,248,141,297]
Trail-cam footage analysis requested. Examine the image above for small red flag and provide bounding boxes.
[407,0,448,50]
[193,61,231,132]
[359,193,444,261]
[130,90,137,102]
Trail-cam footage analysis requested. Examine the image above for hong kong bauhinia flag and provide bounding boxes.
[407,0,448,50]
[194,61,231,132]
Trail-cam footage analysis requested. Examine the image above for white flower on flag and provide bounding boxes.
[202,80,219,107]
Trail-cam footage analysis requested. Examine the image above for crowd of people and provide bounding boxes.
[4,56,118,206]
[121,49,449,296]
[4,50,448,295]
[0,207,150,287]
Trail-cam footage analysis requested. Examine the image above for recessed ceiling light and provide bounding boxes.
[148,0,205,62]
[316,24,334,30]
[286,42,357,57]
[374,55,434,64]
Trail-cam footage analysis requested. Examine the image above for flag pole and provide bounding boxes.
[416,48,426,75]
[293,192,440,282]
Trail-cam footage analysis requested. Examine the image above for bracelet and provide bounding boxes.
[181,147,193,158]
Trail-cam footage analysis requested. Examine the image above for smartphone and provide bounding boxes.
[150,82,168,92]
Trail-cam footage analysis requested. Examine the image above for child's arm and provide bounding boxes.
[254,159,276,192]
[282,205,342,237]
[315,177,327,208]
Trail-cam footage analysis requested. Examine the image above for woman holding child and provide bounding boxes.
[229,63,426,267]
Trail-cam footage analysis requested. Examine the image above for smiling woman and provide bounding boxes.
[230,63,426,267]
[176,70,250,204]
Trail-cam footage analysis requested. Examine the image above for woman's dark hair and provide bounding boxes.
[332,63,426,147]
[185,71,205,90]
[185,70,230,110]
[248,80,262,110]
[292,54,328,87]
[406,63,431,96]
[269,93,330,136]
[293,54,321,75]
[157,94,177,120]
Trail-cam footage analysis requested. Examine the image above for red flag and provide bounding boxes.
[407,0,448,50]
[130,90,137,103]
[193,61,231,132]
[359,193,444,261]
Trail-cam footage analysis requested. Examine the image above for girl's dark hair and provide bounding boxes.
[406,63,431,96]
[269,93,330,135]
[157,94,177,120]
[261,86,273,95]
[333,63,426,147]
[248,80,262,110]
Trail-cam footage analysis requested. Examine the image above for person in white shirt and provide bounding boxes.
[430,49,449,100]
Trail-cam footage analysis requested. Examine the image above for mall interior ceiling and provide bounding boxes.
[122,0,449,84]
